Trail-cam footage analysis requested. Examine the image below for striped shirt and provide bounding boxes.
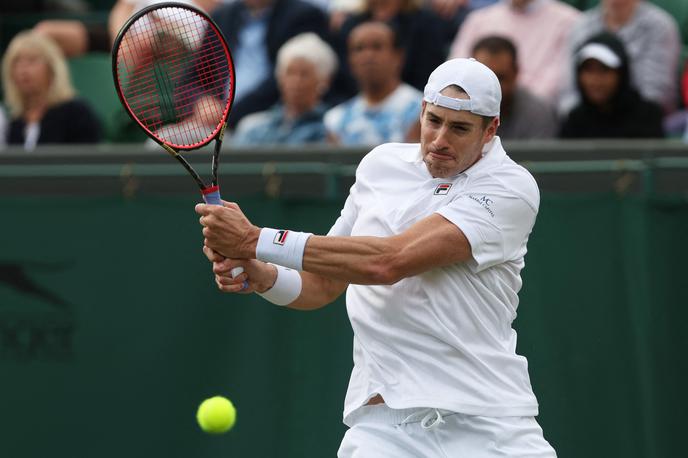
[231,104,328,146]
[324,84,422,146]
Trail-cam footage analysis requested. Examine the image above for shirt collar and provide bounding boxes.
[400,144,423,163]
[400,136,507,176]
[463,136,506,177]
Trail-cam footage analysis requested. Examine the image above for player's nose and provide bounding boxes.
[432,127,451,150]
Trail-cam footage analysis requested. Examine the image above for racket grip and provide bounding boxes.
[231,267,247,290]
[202,185,222,206]
[231,267,244,277]
[201,186,248,290]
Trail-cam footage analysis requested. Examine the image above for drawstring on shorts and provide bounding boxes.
[399,408,446,430]
[421,409,446,430]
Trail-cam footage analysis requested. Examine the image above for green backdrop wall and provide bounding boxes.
[0,193,686,458]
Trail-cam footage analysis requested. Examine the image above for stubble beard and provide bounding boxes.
[423,155,455,179]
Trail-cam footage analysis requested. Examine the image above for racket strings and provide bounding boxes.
[116,6,233,148]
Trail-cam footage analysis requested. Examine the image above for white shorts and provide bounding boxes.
[338,404,557,458]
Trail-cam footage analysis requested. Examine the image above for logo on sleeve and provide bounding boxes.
[468,194,495,217]
[434,183,453,195]
[273,230,289,245]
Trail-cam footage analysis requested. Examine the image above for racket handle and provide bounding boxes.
[230,266,247,290]
[202,185,222,206]
[231,267,244,278]
[201,185,248,289]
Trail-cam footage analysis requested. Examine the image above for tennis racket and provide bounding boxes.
[112,1,244,279]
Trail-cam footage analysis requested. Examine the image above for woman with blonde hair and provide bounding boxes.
[2,31,102,150]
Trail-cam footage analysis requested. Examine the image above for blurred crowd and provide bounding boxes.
[1,0,688,151]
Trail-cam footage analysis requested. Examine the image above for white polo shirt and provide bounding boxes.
[328,137,541,424]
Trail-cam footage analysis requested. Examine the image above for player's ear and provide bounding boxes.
[420,101,427,123]
[482,116,499,143]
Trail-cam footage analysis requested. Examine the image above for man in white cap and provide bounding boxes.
[196,58,557,457]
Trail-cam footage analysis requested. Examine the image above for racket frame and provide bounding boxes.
[111,1,235,193]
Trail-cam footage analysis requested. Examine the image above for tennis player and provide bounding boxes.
[196,58,557,457]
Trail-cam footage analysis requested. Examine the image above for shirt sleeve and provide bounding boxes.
[436,182,538,271]
[327,181,359,237]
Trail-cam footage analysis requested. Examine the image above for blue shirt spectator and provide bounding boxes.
[334,1,451,98]
[233,104,328,145]
[325,84,421,145]
[325,21,422,145]
[233,9,271,103]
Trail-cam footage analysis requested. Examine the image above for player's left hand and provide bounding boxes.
[207,251,277,294]
[195,200,260,259]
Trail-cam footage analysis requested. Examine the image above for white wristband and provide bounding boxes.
[257,264,302,306]
[256,228,312,271]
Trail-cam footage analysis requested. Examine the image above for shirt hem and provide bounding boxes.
[343,397,539,424]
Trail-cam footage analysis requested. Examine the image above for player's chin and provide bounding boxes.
[425,158,458,178]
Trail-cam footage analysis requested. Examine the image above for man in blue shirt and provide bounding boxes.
[325,21,422,146]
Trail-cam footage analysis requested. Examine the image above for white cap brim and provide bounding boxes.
[577,43,621,69]
[423,58,501,117]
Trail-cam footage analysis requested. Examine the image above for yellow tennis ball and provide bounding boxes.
[196,396,236,434]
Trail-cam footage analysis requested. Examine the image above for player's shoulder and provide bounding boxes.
[356,142,418,174]
[470,149,540,212]
[494,162,540,212]
[363,142,417,162]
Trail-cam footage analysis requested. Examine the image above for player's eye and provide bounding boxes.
[451,124,470,133]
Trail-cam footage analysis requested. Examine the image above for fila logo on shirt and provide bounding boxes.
[434,183,452,195]
[273,230,289,245]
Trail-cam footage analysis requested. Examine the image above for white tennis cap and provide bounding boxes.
[423,58,501,117]
[576,43,621,69]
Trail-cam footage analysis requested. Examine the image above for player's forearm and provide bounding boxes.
[302,234,406,285]
[299,215,472,284]
[251,216,472,286]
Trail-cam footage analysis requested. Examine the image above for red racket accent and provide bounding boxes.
[201,185,220,195]
[114,5,234,149]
